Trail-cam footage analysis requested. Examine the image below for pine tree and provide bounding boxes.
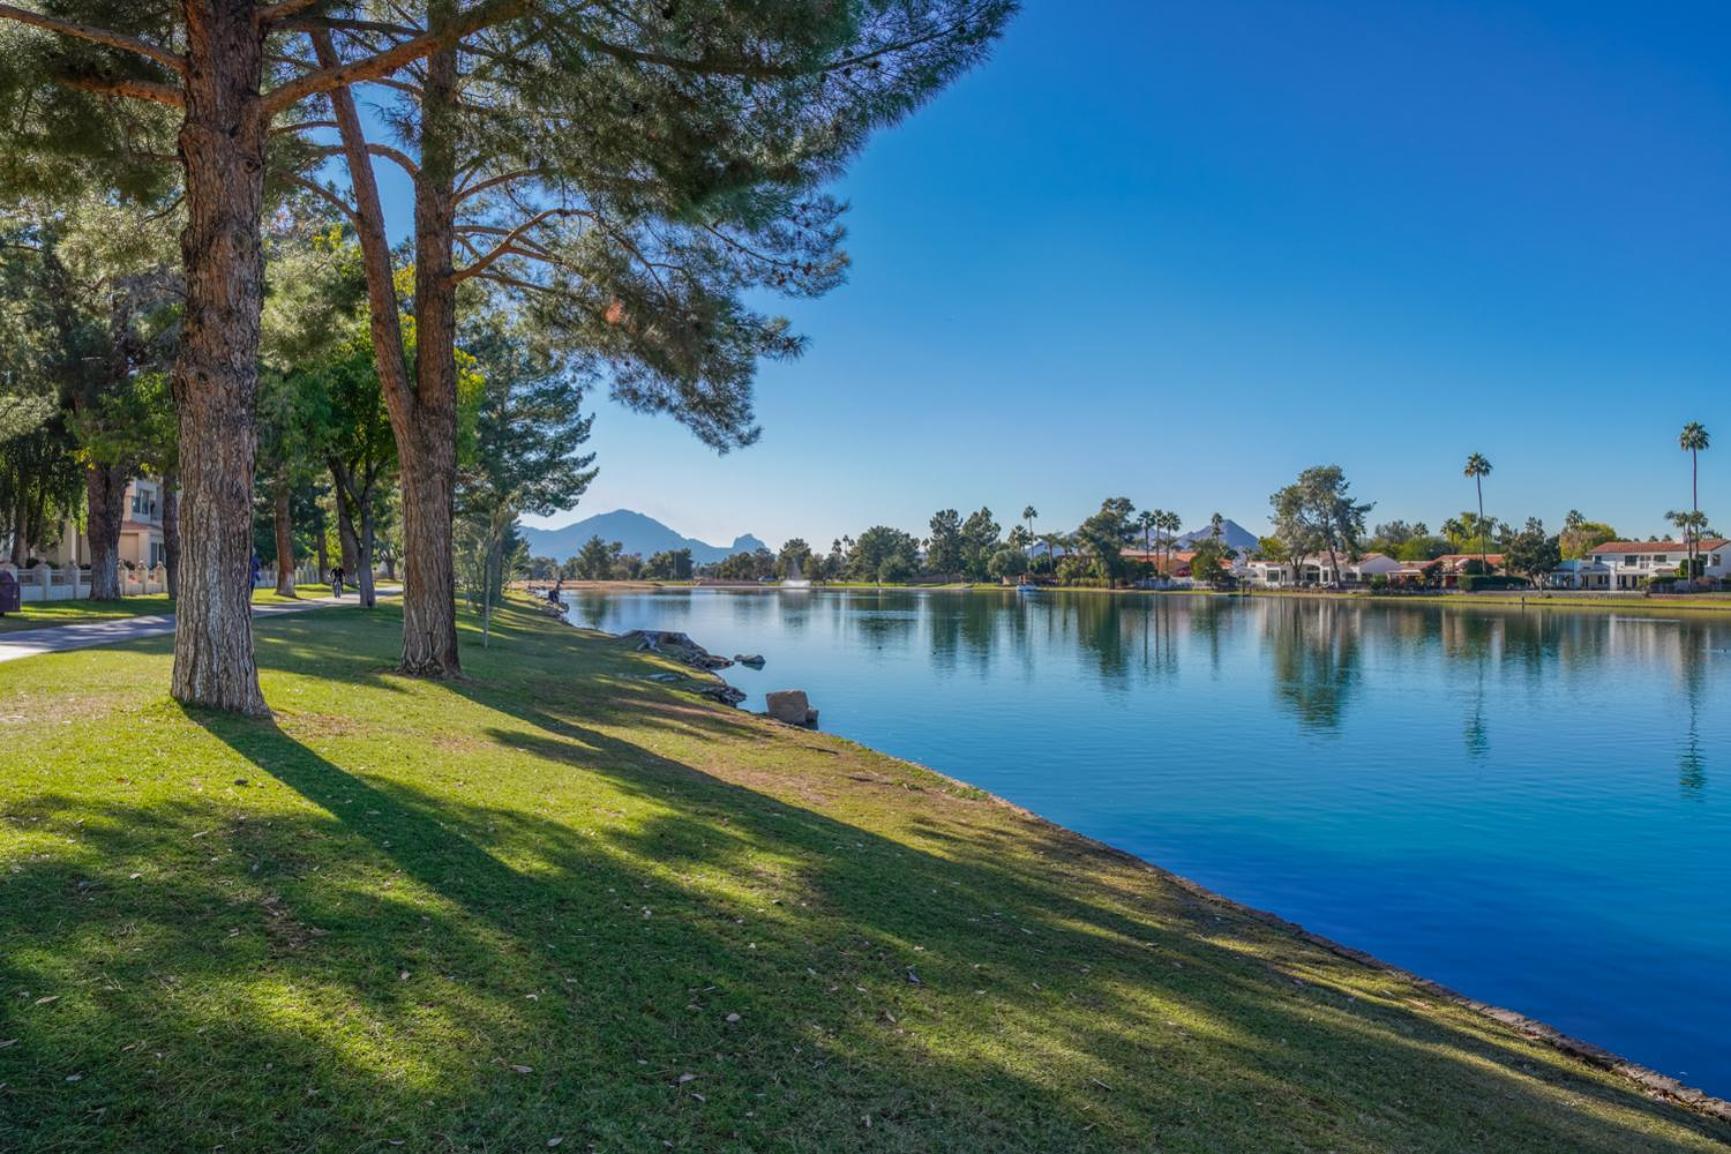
[285,0,1014,675]
[0,0,511,712]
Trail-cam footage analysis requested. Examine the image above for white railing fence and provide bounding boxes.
[0,562,169,602]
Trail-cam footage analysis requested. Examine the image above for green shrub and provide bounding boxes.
[1459,574,1528,592]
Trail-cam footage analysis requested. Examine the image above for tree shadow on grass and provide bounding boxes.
[441,662,1731,1150]
[6,608,1728,1152]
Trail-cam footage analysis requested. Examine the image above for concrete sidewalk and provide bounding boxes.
[0,589,400,665]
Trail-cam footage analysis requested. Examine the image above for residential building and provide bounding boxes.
[121,478,167,567]
[1427,554,1506,588]
[43,477,168,569]
[1546,558,1612,590]
[1246,552,1400,587]
[1576,539,1731,590]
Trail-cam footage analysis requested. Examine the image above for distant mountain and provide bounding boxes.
[1174,518,1261,552]
[521,509,767,564]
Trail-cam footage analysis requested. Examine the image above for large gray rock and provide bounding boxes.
[620,629,731,669]
[698,683,747,707]
[764,690,818,727]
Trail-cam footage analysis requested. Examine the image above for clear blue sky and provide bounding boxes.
[504,0,1731,550]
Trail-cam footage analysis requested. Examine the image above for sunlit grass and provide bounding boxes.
[0,594,172,633]
[0,599,1725,1152]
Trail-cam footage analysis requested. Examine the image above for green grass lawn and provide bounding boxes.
[0,594,172,634]
[252,582,340,603]
[1,601,1725,1152]
[0,586,347,633]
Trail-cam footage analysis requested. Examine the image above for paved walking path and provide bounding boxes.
[0,589,400,665]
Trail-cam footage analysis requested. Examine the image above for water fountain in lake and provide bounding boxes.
[781,554,812,589]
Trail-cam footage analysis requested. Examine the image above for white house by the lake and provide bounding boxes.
[1245,552,1401,587]
[1549,539,1731,590]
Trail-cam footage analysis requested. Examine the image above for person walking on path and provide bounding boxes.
[331,565,346,599]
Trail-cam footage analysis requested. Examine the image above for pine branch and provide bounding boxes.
[278,15,421,39]
[272,118,339,135]
[364,142,418,176]
[285,173,361,228]
[457,167,543,203]
[474,270,557,296]
[60,73,183,109]
[255,0,329,23]
[452,208,583,282]
[309,141,419,176]
[0,4,185,74]
[569,12,983,82]
[456,224,554,260]
[262,0,524,113]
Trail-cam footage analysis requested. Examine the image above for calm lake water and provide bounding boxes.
[561,588,1731,1095]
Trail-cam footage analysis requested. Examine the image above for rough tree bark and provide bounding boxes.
[161,471,180,599]
[167,0,269,714]
[398,40,463,675]
[273,474,297,597]
[84,462,127,600]
[317,29,460,675]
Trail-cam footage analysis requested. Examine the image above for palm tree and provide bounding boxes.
[1209,511,1225,542]
[1136,509,1157,563]
[1159,509,1182,577]
[1440,517,1467,552]
[1680,423,1710,575]
[1463,453,1492,571]
[1022,505,1037,541]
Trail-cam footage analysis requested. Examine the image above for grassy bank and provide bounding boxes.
[1,602,1726,1152]
[1241,587,1731,615]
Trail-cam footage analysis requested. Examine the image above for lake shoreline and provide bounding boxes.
[542,578,1731,616]
[573,602,1731,1127]
[7,599,1727,1149]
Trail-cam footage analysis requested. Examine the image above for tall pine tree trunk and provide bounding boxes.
[400,40,463,676]
[314,29,457,673]
[169,0,268,715]
[84,462,127,600]
[162,471,180,599]
[273,475,297,597]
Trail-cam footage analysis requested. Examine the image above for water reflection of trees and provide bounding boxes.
[927,591,1001,674]
[1441,612,1498,758]
[572,591,1724,796]
[1264,599,1362,733]
[843,590,918,652]
[917,592,1221,688]
[1677,624,1709,795]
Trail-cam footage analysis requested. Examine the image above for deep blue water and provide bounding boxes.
[561,588,1731,1095]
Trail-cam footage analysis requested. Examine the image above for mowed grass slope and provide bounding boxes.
[1,602,1725,1153]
